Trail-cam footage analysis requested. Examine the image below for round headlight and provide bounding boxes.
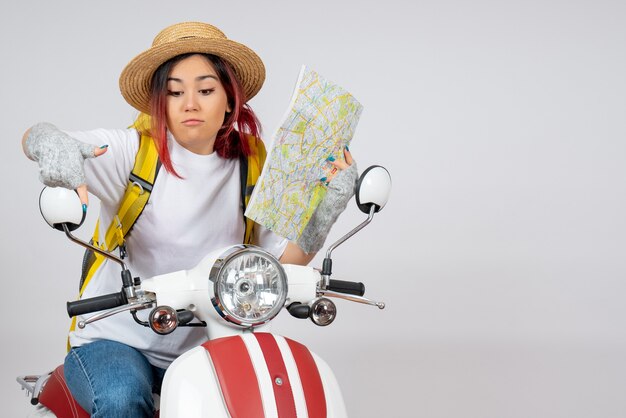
[210,246,287,327]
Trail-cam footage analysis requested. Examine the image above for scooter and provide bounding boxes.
[17,165,392,418]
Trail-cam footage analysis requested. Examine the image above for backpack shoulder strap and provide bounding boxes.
[241,135,267,244]
[100,132,160,252]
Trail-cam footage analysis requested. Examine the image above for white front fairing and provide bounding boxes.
[140,246,345,417]
[159,334,347,418]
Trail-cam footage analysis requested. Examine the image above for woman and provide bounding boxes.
[22,22,356,417]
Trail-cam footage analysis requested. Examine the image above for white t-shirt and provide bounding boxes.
[66,128,287,369]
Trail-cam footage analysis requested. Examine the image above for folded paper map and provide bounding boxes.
[245,66,363,241]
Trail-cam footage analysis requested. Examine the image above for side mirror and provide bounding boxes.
[39,187,85,232]
[355,165,392,214]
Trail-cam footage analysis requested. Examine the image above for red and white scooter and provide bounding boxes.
[18,166,391,418]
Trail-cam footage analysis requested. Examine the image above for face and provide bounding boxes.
[166,54,232,155]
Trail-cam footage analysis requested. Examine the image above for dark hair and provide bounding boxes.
[148,53,262,177]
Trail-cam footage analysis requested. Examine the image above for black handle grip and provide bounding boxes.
[327,279,365,296]
[67,291,127,317]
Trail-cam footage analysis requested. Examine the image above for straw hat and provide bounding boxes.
[119,22,265,114]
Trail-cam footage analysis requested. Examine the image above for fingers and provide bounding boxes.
[76,184,89,208]
[344,146,353,165]
[320,167,334,185]
[329,158,350,170]
[329,146,353,169]
[76,144,106,208]
[321,146,354,185]
[94,145,109,157]
[77,145,106,206]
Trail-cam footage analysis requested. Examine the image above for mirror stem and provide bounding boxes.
[62,224,128,271]
[321,205,376,284]
[325,205,376,260]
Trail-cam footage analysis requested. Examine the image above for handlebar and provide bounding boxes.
[327,279,365,296]
[67,291,127,317]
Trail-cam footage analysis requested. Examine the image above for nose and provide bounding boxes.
[184,93,198,111]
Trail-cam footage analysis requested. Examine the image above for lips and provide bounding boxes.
[182,119,203,126]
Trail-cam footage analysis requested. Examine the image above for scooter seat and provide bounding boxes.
[39,365,89,418]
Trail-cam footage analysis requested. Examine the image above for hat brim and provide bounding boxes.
[119,38,265,114]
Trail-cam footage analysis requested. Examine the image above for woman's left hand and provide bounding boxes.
[296,146,358,254]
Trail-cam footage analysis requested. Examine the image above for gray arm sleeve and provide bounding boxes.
[25,122,96,189]
[296,163,358,254]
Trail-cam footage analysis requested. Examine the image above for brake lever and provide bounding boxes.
[318,289,385,309]
[77,298,155,329]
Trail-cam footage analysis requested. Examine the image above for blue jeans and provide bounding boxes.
[64,340,166,418]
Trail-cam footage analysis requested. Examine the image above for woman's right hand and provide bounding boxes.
[22,122,108,207]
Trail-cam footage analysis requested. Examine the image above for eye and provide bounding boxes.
[199,88,215,96]
[167,90,183,97]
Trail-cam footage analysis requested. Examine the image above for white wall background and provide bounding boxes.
[2,1,625,417]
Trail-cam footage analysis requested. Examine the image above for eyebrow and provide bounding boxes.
[167,75,219,83]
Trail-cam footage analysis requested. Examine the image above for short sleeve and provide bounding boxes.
[255,223,289,259]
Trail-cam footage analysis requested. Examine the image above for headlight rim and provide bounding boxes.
[209,245,287,327]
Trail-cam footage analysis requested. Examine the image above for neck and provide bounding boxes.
[169,132,216,155]
[179,141,215,155]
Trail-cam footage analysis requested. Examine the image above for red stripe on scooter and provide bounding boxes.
[286,337,327,418]
[255,333,297,418]
[202,337,264,418]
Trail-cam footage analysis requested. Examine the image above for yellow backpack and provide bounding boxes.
[69,116,266,349]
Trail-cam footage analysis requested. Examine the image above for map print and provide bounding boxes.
[245,66,363,241]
